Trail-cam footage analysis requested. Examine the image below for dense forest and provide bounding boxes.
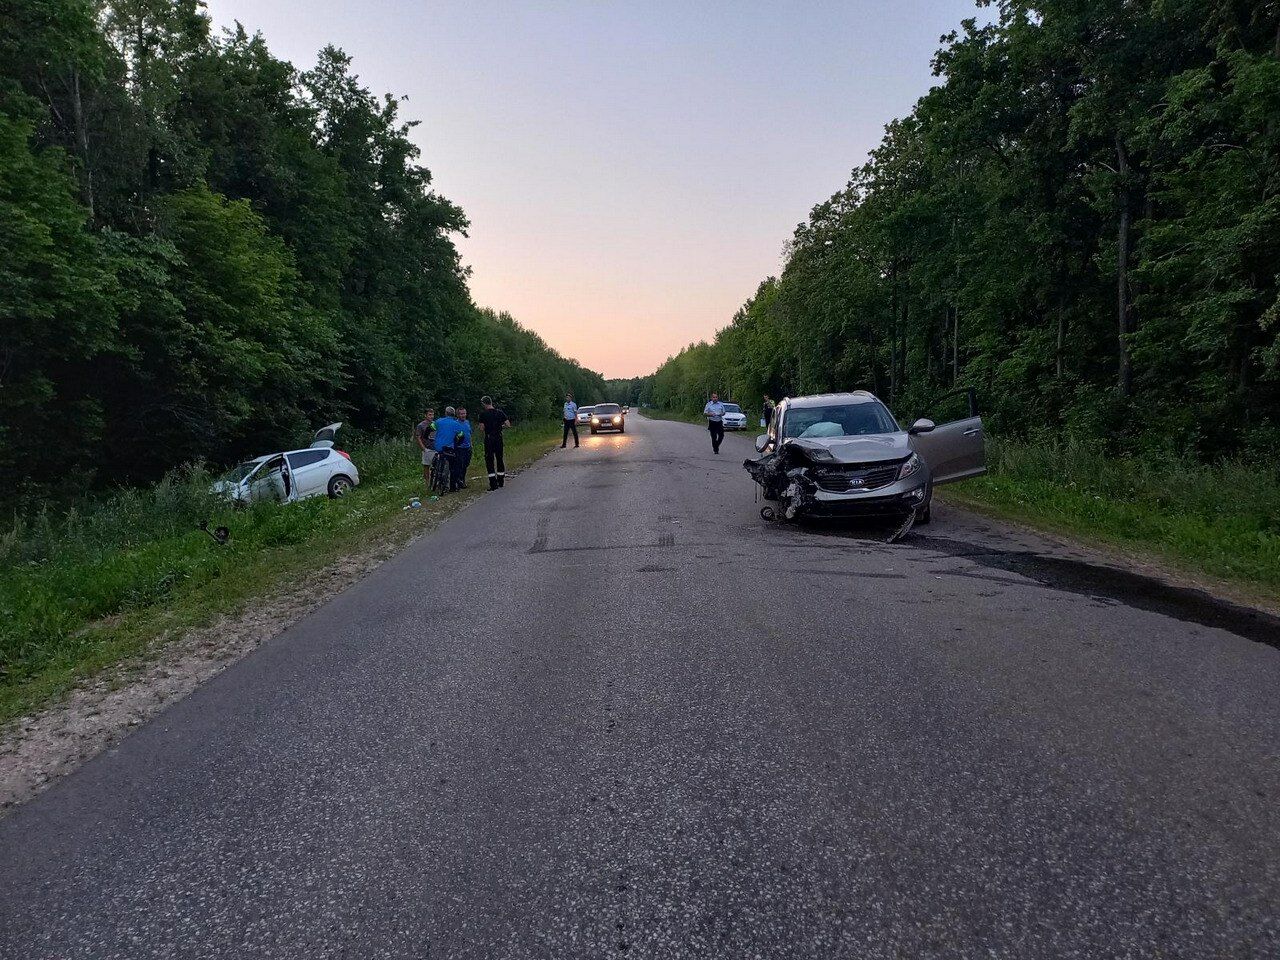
[1,0,605,499]
[646,1,1279,460]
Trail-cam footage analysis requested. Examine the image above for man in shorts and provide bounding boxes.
[415,407,436,493]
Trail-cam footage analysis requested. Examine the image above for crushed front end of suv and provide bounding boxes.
[744,391,985,538]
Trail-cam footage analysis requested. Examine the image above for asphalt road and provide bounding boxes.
[2,415,1278,959]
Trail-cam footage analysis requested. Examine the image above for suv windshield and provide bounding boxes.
[722,403,741,413]
[782,402,899,439]
[595,404,621,414]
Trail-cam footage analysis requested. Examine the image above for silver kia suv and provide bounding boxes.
[744,390,985,527]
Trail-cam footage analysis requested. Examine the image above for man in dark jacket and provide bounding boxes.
[479,396,512,490]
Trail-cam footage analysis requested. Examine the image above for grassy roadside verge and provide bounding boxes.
[943,439,1280,602]
[0,423,560,724]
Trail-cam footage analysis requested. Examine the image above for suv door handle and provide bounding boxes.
[963,427,982,436]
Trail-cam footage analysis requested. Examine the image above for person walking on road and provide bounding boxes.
[561,393,579,448]
[455,405,473,488]
[704,392,726,454]
[479,396,511,489]
[416,407,437,494]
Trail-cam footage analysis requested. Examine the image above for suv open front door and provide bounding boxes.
[908,389,986,485]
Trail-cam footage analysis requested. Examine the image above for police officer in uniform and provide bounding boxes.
[704,392,726,454]
[561,393,579,448]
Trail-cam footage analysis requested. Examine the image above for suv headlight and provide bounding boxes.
[612,416,621,424]
[898,453,922,480]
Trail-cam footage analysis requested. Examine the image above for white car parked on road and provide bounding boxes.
[212,423,360,505]
[576,405,596,426]
[721,403,748,430]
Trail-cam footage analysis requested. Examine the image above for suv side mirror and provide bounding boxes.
[909,418,936,435]
[755,434,772,453]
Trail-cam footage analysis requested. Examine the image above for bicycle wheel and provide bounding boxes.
[430,454,451,495]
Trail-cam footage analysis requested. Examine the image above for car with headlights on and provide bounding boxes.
[720,403,748,430]
[744,391,984,531]
[590,403,626,434]
[211,423,360,505]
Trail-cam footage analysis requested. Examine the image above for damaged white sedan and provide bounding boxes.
[744,391,985,539]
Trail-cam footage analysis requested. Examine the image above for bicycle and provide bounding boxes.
[429,448,454,495]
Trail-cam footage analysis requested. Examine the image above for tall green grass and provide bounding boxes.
[0,426,558,722]
[950,438,1280,593]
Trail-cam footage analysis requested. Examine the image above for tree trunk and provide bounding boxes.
[1055,302,1065,379]
[70,68,94,220]
[899,297,909,394]
[889,263,898,403]
[1116,135,1133,397]
[952,305,960,384]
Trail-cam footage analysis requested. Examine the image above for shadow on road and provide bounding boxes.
[915,534,1280,648]
[779,519,1279,647]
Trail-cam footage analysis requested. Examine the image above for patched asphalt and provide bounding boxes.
[1,415,1277,958]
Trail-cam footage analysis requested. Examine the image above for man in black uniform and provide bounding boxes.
[478,396,511,490]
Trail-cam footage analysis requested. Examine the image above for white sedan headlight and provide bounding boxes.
[898,453,922,480]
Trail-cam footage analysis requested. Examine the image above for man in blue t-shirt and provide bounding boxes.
[432,407,467,491]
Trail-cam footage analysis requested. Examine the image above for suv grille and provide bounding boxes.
[811,463,900,492]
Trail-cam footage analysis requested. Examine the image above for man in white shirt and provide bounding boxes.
[704,392,726,454]
[561,393,580,449]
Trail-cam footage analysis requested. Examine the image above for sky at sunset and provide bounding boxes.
[204,1,986,378]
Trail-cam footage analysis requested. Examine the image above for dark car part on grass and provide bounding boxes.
[197,520,230,545]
